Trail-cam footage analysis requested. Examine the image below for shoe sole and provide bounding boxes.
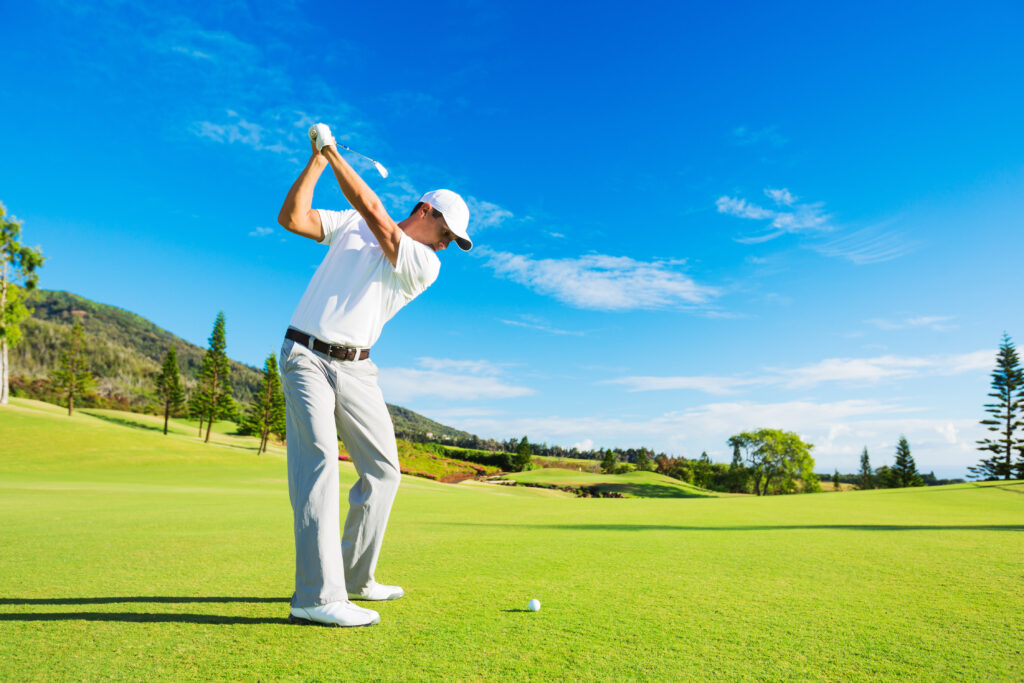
[288,613,380,627]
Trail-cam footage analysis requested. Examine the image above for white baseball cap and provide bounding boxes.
[419,189,472,251]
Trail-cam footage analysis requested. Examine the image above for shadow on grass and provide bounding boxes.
[440,522,1024,532]
[501,609,531,613]
[0,612,289,625]
[0,596,289,605]
[595,483,715,499]
[82,411,262,454]
[974,482,1024,495]
[82,411,164,433]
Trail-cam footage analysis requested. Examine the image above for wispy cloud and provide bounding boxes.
[467,197,514,230]
[248,226,274,237]
[415,357,504,375]
[193,110,296,154]
[379,357,533,402]
[717,187,831,244]
[732,125,787,147]
[478,249,719,311]
[865,315,958,332]
[606,350,993,394]
[499,315,585,336]
[717,188,915,264]
[606,376,761,395]
[813,223,918,264]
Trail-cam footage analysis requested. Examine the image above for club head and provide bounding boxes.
[373,161,389,179]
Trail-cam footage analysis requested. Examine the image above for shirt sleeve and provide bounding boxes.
[315,209,361,246]
[393,233,441,298]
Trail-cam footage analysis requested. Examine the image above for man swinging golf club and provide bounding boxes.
[277,122,471,627]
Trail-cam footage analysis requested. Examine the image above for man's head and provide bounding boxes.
[402,190,471,253]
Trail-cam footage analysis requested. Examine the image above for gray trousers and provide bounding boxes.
[279,338,401,608]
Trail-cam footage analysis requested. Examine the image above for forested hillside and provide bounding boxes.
[8,289,477,439]
[10,289,262,406]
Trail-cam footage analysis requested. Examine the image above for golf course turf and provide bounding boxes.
[1,398,1021,681]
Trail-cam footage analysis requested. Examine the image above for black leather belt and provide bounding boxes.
[285,328,370,361]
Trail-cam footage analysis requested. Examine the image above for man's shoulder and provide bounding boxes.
[317,208,362,245]
[394,233,441,290]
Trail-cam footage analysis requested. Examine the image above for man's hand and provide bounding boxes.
[309,123,336,153]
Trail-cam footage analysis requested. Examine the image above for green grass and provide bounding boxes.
[1,397,1022,681]
[507,466,725,498]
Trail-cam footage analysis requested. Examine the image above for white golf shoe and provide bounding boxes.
[348,581,405,601]
[289,600,380,627]
[308,123,336,152]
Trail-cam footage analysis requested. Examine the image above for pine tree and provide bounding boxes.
[635,448,652,471]
[833,469,842,491]
[970,334,1023,480]
[195,312,234,443]
[243,353,286,454]
[512,436,532,472]
[50,320,94,416]
[695,450,713,488]
[188,387,207,437]
[155,347,185,435]
[1,202,45,405]
[600,449,618,474]
[858,447,874,490]
[893,436,923,487]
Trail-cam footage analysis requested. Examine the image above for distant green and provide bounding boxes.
[1,398,1022,681]
[507,466,725,498]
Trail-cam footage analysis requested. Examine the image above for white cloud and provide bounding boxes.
[717,189,831,244]
[415,357,503,375]
[478,249,719,311]
[715,196,775,220]
[467,197,514,230]
[732,125,787,147]
[499,316,584,336]
[379,358,533,402]
[249,226,274,237]
[605,376,761,395]
[764,188,795,206]
[865,315,958,332]
[771,355,934,387]
[573,438,594,451]
[718,190,915,264]
[605,350,993,395]
[191,112,291,154]
[813,224,917,264]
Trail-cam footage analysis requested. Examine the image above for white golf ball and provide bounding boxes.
[528,599,541,612]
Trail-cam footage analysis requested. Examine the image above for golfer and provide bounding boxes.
[276,123,471,627]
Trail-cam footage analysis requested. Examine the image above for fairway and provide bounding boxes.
[1,399,1021,681]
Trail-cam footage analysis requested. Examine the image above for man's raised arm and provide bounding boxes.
[320,145,402,267]
[278,141,327,242]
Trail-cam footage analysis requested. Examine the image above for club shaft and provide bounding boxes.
[336,143,380,166]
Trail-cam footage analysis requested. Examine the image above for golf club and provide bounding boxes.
[308,127,389,178]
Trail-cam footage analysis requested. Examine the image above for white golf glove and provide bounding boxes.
[308,123,336,152]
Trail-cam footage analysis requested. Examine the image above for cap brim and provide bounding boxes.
[455,236,472,251]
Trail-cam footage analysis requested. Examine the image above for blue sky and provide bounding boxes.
[3,0,1023,477]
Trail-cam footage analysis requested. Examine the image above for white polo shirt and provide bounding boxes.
[288,209,441,348]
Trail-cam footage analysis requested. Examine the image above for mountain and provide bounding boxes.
[7,289,476,441]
